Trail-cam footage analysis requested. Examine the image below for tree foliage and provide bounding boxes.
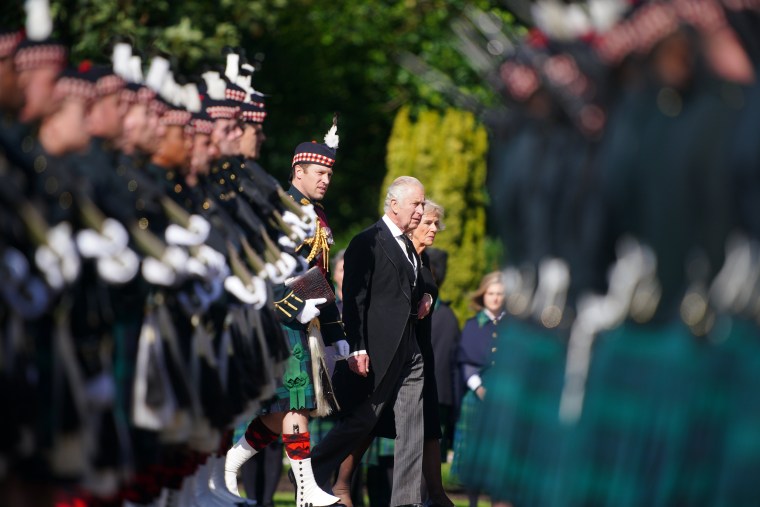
[383,106,489,323]
[30,0,520,245]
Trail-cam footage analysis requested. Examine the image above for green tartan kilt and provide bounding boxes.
[556,317,760,507]
[308,416,335,447]
[455,315,760,506]
[450,389,479,485]
[455,319,567,504]
[706,317,760,505]
[364,436,395,467]
[259,323,316,414]
[554,319,699,507]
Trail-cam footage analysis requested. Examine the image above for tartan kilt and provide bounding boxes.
[552,320,695,507]
[455,319,567,504]
[308,416,335,447]
[449,389,479,485]
[707,317,760,505]
[259,323,316,414]
[557,316,760,506]
[363,436,395,467]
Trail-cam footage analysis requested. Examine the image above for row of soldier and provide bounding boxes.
[0,0,350,505]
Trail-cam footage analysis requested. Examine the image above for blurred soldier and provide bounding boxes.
[223,58,287,507]
[0,25,24,114]
[13,0,66,125]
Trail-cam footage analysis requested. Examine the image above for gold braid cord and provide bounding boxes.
[296,220,330,272]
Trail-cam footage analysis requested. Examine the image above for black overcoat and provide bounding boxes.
[341,218,422,393]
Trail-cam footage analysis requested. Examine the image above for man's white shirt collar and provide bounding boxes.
[382,214,405,238]
[382,214,417,275]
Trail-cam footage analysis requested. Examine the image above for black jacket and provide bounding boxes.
[342,218,423,390]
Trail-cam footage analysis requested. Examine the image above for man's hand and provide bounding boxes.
[417,293,433,319]
[348,353,370,377]
[296,297,327,324]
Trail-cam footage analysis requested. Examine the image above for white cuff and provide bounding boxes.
[350,350,367,357]
[466,374,483,392]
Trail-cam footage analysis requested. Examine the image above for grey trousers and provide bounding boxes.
[312,335,425,506]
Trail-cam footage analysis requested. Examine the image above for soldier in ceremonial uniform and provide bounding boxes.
[13,7,66,127]
[188,97,216,191]
[0,25,24,115]
[152,107,193,190]
[0,20,25,480]
[237,60,267,162]
[218,56,292,507]
[5,0,66,181]
[116,51,165,174]
[225,119,347,507]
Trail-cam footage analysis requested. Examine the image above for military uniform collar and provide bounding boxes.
[144,161,169,184]
[287,184,324,209]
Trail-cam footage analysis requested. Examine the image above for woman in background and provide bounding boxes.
[451,272,507,507]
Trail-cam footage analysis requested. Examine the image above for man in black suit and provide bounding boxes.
[312,176,432,507]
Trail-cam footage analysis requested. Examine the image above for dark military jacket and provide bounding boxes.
[273,185,345,345]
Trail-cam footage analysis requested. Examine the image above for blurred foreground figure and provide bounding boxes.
[458,1,760,506]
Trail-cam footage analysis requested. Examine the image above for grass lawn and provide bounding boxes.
[254,463,492,507]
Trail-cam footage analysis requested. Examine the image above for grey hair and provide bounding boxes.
[383,176,424,213]
[423,199,446,231]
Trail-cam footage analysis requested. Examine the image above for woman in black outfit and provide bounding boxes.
[408,200,455,507]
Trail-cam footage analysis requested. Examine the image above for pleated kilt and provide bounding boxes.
[554,320,698,507]
[259,323,316,414]
[555,317,760,506]
[456,314,760,506]
[450,389,478,485]
[703,317,760,505]
[455,319,567,504]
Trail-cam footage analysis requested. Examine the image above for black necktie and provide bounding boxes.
[402,235,417,269]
